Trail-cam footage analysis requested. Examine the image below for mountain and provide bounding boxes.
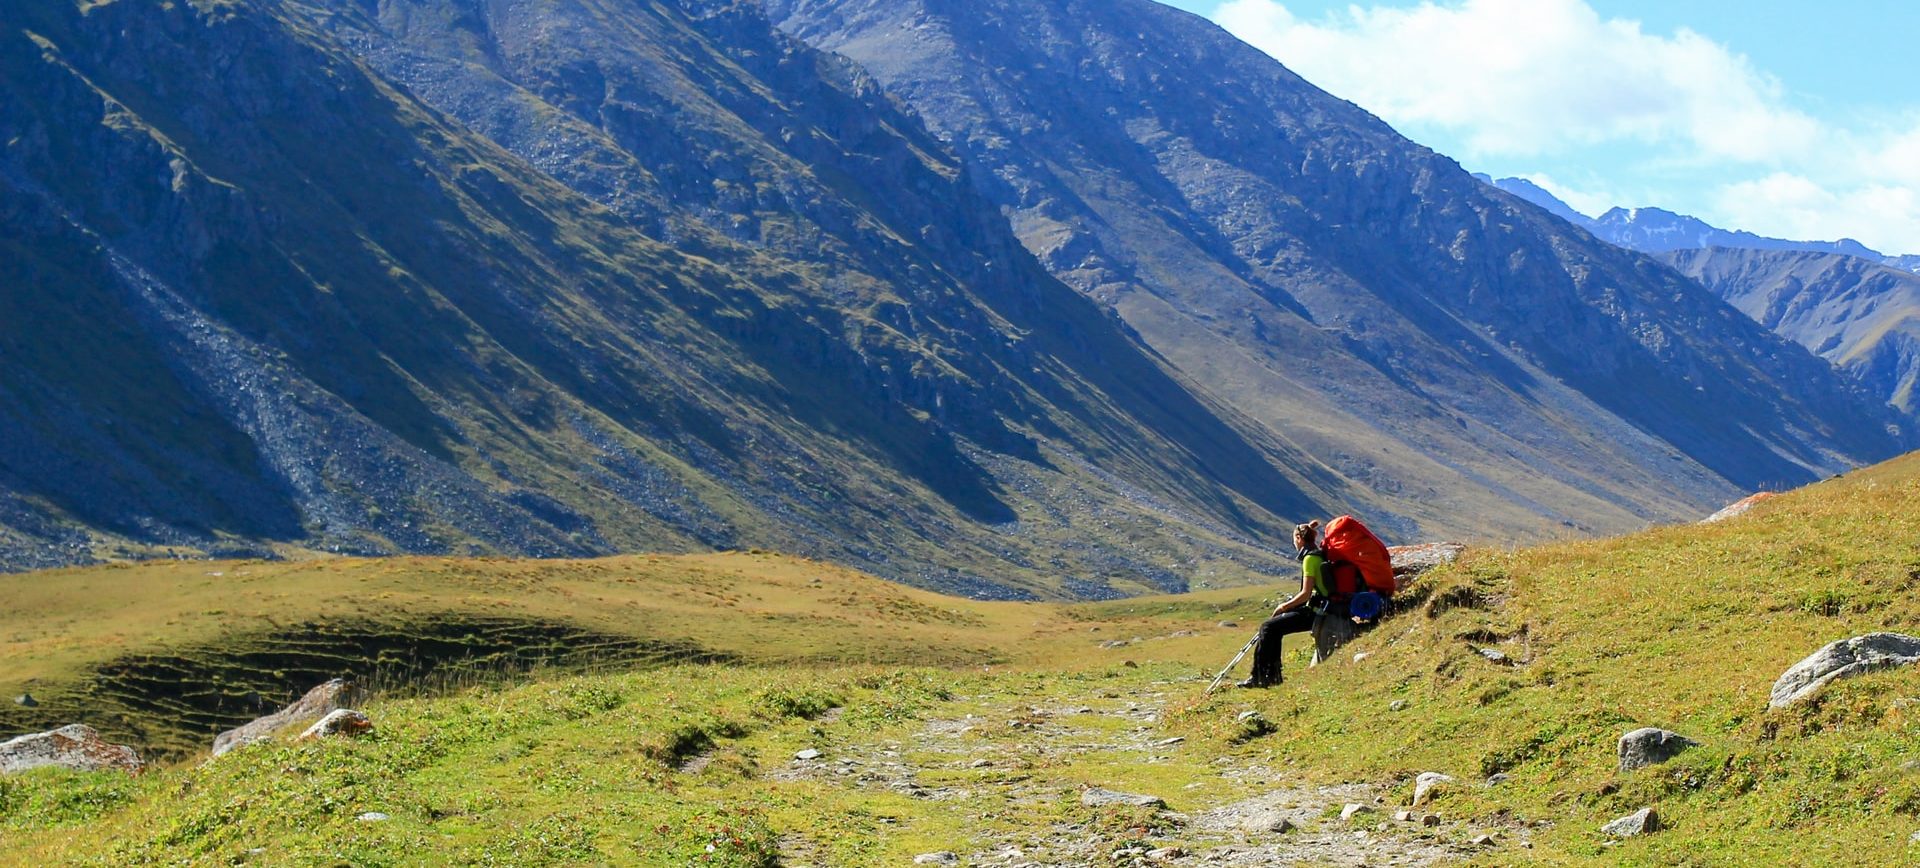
[1483,176,1920,276]
[1479,179,1920,413]
[769,0,1909,534]
[0,0,1345,597]
[1485,176,1595,228]
[1662,248,1920,414]
[1591,206,1883,259]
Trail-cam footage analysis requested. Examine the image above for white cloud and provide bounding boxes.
[1713,173,1920,251]
[1211,0,1920,253]
[1213,0,1818,162]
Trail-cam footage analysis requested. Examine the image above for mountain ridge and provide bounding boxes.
[771,0,1909,522]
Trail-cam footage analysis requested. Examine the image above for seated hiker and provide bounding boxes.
[1241,517,1391,688]
[1239,520,1329,688]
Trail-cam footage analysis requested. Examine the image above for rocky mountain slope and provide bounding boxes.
[1,0,1910,589]
[0,0,1341,596]
[1483,179,1920,414]
[770,0,1909,538]
[1662,248,1920,414]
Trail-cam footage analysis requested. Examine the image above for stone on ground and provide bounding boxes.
[0,724,143,775]
[1601,807,1659,838]
[1412,772,1453,807]
[12,693,35,707]
[1770,634,1920,708]
[1340,803,1374,821]
[1387,542,1466,576]
[296,709,373,742]
[1082,787,1167,809]
[912,852,957,865]
[213,678,363,756]
[357,811,389,822]
[1618,728,1699,772]
[795,748,823,761]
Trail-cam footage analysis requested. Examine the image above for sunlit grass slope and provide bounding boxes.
[1200,452,1920,864]
[0,553,1116,757]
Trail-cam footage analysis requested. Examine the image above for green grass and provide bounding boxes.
[8,454,1920,865]
[1179,452,1920,865]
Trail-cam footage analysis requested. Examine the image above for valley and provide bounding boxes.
[6,453,1920,865]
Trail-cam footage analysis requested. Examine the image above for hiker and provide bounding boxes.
[1238,520,1330,688]
[1240,517,1391,688]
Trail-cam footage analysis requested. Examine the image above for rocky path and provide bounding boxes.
[766,677,1479,867]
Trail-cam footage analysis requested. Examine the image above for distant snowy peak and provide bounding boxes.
[1592,206,1882,260]
[1475,176,1916,273]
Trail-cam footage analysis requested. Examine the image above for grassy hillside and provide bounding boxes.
[6,453,1920,864]
[1216,451,1920,864]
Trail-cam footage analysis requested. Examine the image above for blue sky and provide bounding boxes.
[1156,0,1920,253]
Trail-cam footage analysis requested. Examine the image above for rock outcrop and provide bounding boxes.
[1770,634,1920,708]
[296,709,373,743]
[1082,787,1167,809]
[213,679,363,756]
[1388,543,1467,577]
[1618,728,1698,772]
[0,724,144,775]
[1411,772,1453,807]
[1702,492,1779,523]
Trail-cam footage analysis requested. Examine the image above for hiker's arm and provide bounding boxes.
[1274,583,1311,615]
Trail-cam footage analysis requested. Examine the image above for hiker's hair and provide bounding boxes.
[1293,519,1321,549]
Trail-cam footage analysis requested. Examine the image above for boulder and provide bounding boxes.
[0,724,144,775]
[1411,771,1453,807]
[1601,807,1659,838]
[1388,543,1466,577]
[1339,803,1374,822]
[912,852,957,865]
[296,709,373,742]
[13,693,36,707]
[213,678,363,756]
[1701,492,1778,523]
[1770,634,1920,708]
[794,748,823,761]
[1618,728,1698,772]
[1239,812,1294,834]
[1082,787,1166,809]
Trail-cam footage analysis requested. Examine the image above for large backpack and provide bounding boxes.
[1321,515,1396,600]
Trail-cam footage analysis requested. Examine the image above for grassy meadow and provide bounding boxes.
[4,454,1920,864]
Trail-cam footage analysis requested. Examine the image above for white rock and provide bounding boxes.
[296,709,372,742]
[214,678,362,756]
[1770,634,1920,708]
[1340,803,1374,821]
[1601,807,1659,838]
[1082,787,1166,808]
[795,748,823,761]
[356,811,389,822]
[1239,811,1294,834]
[1412,771,1453,807]
[0,724,143,775]
[913,852,958,865]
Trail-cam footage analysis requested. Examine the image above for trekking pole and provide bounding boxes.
[1204,632,1260,696]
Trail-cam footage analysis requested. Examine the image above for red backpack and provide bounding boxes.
[1320,515,1396,600]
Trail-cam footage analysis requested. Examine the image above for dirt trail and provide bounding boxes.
[770,680,1480,867]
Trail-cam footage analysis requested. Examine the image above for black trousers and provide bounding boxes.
[1249,610,1317,685]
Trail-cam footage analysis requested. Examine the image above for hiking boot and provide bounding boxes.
[1236,678,1267,689]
